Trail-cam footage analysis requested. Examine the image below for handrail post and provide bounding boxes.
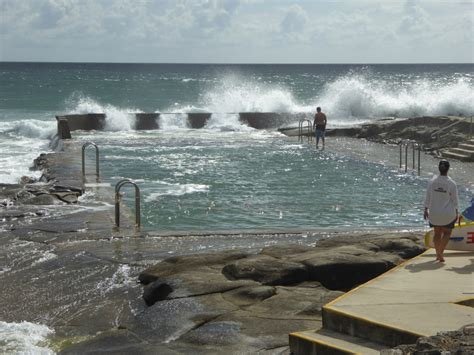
[417,144,421,175]
[471,116,473,138]
[405,143,408,173]
[399,143,402,169]
[82,142,100,181]
[412,142,415,170]
[114,179,141,229]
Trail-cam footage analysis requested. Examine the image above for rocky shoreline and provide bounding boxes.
[328,116,471,150]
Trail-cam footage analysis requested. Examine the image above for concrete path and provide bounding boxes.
[290,248,474,353]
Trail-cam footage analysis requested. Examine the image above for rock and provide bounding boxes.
[222,254,308,286]
[222,285,277,306]
[23,194,65,205]
[260,244,315,258]
[363,238,425,259]
[20,176,37,185]
[51,192,79,204]
[385,324,474,354]
[292,246,401,290]
[135,293,240,342]
[243,285,343,318]
[143,280,173,306]
[59,329,170,354]
[139,250,250,284]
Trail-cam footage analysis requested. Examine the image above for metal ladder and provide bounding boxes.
[81,142,100,181]
[298,119,313,143]
[399,140,422,175]
[115,179,141,229]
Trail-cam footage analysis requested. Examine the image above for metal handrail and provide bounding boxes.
[82,142,99,180]
[430,117,472,139]
[298,119,313,142]
[399,140,422,175]
[115,179,141,228]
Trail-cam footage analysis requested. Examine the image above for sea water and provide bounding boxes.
[1,62,473,230]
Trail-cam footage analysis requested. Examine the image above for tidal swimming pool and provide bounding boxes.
[76,128,469,232]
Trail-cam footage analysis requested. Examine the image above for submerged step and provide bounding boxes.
[289,329,385,355]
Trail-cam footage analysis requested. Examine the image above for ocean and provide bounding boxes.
[0,62,473,231]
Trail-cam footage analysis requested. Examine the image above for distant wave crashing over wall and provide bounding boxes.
[67,73,473,131]
[320,73,474,119]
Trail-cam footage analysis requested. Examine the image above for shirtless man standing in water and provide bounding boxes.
[424,160,459,262]
[313,107,327,149]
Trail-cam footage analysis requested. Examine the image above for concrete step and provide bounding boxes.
[289,329,386,355]
[449,147,474,158]
[458,143,474,151]
[441,150,473,162]
[321,304,421,348]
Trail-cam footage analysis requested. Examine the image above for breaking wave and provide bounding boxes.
[63,70,473,130]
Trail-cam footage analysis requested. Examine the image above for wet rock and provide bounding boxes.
[23,193,65,205]
[135,293,239,342]
[0,184,22,201]
[52,192,79,204]
[260,244,315,258]
[59,329,163,355]
[143,280,173,306]
[222,254,308,286]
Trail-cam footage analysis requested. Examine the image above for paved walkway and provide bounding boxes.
[290,248,474,353]
[326,248,474,338]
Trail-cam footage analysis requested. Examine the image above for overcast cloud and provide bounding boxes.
[0,0,472,63]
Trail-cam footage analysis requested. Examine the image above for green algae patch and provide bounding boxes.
[47,334,94,352]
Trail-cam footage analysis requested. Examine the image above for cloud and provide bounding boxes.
[280,4,308,34]
[0,0,472,63]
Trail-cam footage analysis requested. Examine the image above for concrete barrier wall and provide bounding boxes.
[56,112,310,137]
[135,113,160,130]
[56,114,106,132]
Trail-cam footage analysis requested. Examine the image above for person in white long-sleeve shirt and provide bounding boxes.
[423,160,459,262]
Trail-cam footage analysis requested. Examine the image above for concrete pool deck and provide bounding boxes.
[289,248,474,354]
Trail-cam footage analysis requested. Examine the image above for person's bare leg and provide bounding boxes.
[438,227,452,262]
[322,135,325,150]
[433,227,443,261]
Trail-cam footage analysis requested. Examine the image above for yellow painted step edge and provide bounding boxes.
[290,331,358,355]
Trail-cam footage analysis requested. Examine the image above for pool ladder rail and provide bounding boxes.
[115,179,141,229]
[298,119,313,143]
[399,140,422,175]
[81,142,141,229]
[81,142,100,181]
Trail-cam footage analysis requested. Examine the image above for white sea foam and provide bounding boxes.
[31,251,57,266]
[96,264,134,295]
[319,73,474,121]
[1,119,56,139]
[0,321,55,354]
[65,71,473,132]
[69,95,140,131]
[145,182,209,202]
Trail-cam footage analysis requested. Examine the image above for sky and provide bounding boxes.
[0,0,473,63]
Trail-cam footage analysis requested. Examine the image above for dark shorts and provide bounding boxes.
[429,218,457,229]
[315,129,325,139]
